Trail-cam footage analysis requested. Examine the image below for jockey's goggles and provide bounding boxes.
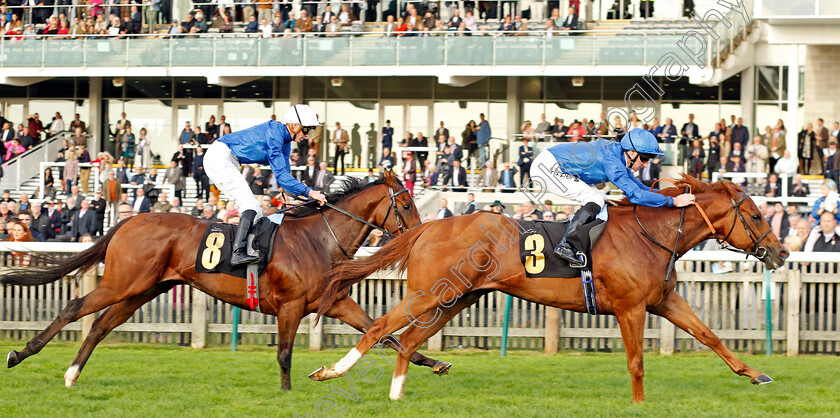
[638,153,657,163]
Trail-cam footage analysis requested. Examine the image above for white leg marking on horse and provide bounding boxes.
[333,348,362,376]
[389,374,406,400]
[64,365,80,388]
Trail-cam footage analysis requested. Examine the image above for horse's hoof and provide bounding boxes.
[6,351,19,368]
[432,361,452,376]
[308,366,326,381]
[64,365,80,388]
[751,373,773,385]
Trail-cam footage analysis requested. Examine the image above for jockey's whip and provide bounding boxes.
[664,186,691,283]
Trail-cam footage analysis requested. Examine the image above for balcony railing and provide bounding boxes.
[0,30,713,69]
[756,0,840,18]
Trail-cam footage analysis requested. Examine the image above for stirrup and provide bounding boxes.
[568,252,587,269]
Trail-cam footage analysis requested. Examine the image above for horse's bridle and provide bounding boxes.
[316,182,412,259]
[709,193,772,260]
[636,181,773,282]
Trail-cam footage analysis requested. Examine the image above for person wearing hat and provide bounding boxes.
[204,104,327,265]
[530,128,696,265]
[490,200,505,214]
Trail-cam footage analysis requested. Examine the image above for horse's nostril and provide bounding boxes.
[780,250,789,259]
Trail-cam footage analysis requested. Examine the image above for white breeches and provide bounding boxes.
[529,150,606,210]
[204,141,263,218]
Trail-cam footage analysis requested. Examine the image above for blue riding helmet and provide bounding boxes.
[620,128,665,156]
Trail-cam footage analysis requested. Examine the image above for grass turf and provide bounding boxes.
[0,342,838,417]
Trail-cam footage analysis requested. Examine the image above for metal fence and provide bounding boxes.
[0,242,836,355]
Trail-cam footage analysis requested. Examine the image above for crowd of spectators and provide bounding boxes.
[0,1,622,39]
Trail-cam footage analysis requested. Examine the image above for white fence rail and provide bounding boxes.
[0,242,837,355]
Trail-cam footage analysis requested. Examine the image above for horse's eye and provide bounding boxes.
[403,204,411,210]
[752,214,760,220]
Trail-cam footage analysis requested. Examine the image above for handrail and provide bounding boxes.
[0,131,83,193]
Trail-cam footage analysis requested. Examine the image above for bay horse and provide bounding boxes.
[309,176,789,402]
[2,170,450,390]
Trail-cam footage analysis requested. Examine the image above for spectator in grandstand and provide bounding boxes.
[520,120,535,141]
[102,169,122,224]
[422,163,438,188]
[657,118,677,143]
[498,14,514,33]
[115,202,133,223]
[312,14,326,36]
[763,173,782,198]
[152,191,172,213]
[66,185,84,211]
[403,151,417,196]
[811,179,840,226]
[164,160,184,200]
[69,113,86,133]
[560,6,578,31]
[0,121,13,143]
[477,160,498,189]
[145,0,161,33]
[6,220,34,265]
[797,123,818,175]
[295,9,313,32]
[730,117,749,150]
[332,121,349,175]
[131,187,151,214]
[47,112,66,136]
[30,203,50,240]
[476,113,491,165]
[804,211,840,252]
[63,150,79,194]
[244,14,258,33]
[302,155,318,188]
[172,143,192,177]
[77,144,92,194]
[825,140,840,185]
[774,149,798,182]
[567,120,586,141]
[462,193,478,214]
[446,159,468,192]
[325,15,341,36]
[247,166,268,196]
[15,128,35,150]
[313,162,334,193]
[25,113,43,140]
[69,199,97,241]
[71,127,86,147]
[499,162,517,191]
[461,121,477,168]
[436,198,453,219]
[790,174,810,198]
[768,202,789,240]
[91,191,106,235]
[378,147,394,170]
[766,125,786,173]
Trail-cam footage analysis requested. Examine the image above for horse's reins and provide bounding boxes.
[635,179,773,282]
[294,183,411,260]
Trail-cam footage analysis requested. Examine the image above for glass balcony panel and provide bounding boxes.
[493,36,544,65]
[351,37,398,66]
[397,36,443,65]
[85,39,129,67]
[544,36,595,65]
[258,37,303,66]
[42,40,84,67]
[213,38,260,67]
[303,37,351,66]
[445,36,493,65]
[170,38,213,66]
[127,39,171,67]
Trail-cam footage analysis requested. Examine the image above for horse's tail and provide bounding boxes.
[316,221,435,322]
[0,219,129,287]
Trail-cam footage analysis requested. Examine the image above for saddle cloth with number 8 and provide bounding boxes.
[194,217,279,278]
[518,219,606,278]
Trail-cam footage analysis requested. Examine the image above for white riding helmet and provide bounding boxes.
[283,104,322,127]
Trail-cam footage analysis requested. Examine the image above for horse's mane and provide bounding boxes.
[284,176,398,218]
[611,174,741,207]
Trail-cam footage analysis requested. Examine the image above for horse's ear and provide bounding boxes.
[382,167,394,181]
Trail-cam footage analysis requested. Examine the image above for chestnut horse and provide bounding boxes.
[309,176,789,402]
[2,170,449,390]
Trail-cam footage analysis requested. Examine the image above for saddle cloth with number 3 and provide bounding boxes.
[518,219,606,278]
[194,217,280,278]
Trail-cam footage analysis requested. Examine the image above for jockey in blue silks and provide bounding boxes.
[529,128,696,265]
[205,104,327,266]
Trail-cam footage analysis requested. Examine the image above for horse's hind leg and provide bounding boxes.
[650,290,771,384]
[387,291,487,400]
[322,295,450,374]
[309,287,442,381]
[7,286,125,368]
[64,283,177,387]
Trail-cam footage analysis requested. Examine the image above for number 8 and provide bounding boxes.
[201,232,225,270]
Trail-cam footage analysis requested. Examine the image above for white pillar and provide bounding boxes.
[786,45,800,161]
[740,66,755,140]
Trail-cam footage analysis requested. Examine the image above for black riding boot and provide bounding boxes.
[231,209,260,266]
[553,202,601,265]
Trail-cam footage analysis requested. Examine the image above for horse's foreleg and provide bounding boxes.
[309,287,441,382]
[276,300,306,391]
[65,283,176,387]
[321,296,448,374]
[650,290,771,384]
[387,291,488,400]
[615,304,648,403]
[7,286,122,369]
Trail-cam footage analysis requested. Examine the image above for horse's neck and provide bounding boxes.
[621,200,716,257]
[322,199,376,256]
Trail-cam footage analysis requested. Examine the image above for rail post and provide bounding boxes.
[786,269,801,357]
[190,289,207,349]
[544,306,559,354]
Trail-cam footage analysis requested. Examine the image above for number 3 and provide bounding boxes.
[201,232,225,270]
[524,234,545,274]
